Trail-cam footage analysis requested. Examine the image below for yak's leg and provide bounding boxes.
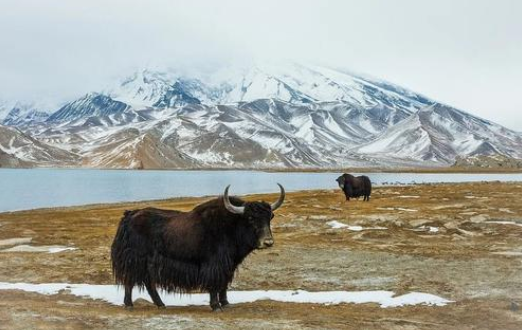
[124,284,134,309]
[219,288,229,307]
[145,259,165,308]
[366,195,370,201]
[145,282,165,309]
[209,290,222,311]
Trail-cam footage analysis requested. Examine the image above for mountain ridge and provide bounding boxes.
[1,61,520,169]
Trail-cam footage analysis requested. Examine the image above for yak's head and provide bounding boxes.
[336,175,346,190]
[223,184,285,249]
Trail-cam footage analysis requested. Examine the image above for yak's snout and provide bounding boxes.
[263,237,274,247]
[257,228,274,249]
[258,238,274,249]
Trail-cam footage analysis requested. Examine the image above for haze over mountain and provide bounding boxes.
[1,61,521,169]
[2,0,521,132]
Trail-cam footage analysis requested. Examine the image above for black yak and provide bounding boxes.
[110,184,285,311]
[336,174,372,201]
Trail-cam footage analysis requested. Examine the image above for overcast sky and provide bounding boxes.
[1,0,521,130]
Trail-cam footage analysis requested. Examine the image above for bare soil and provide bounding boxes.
[0,182,521,329]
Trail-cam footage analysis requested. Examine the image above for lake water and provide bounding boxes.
[1,168,521,213]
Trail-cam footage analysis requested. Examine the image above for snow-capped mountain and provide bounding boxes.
[357,104,522,163]
[108,62,434,111]
[46,93,130,123]
[0,99,18,121]
[3,107,49,126]
[0,101,51,126]
[31,101,394,169]
[0,124,78,167]
[2,61,521,169]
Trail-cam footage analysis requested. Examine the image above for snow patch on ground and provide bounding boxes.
[377,207,418,212]
[484,221,522,228]
[0,245,77,253]
[492,251,522,256]
[0,282,453,308]
[409,226,440,233]
[0,237,33,247]
[326,221,387,231]
[309,215,329,220]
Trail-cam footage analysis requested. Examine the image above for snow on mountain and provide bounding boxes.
[108,70,223,108]
[30,99,429,169]
[0,101,52,126]
[62,102,373,169]
[0,99,16,120]
[0,124,79,167]
[3,106,49,126]
[108,61,433,112]
[357,103,522,163]
[1,61,521,169]
[46,93,131,123]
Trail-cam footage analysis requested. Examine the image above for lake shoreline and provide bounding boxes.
[1,169,522,213]
[2,181,521,216]
[2,165,522,174]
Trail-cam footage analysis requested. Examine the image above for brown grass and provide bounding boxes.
[1,182,522,329]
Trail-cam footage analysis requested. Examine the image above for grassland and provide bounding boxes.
[0,182,521,329]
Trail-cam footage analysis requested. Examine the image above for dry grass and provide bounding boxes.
[1,182,522,329]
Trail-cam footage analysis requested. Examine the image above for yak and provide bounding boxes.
[336,173,372,201]
[110,184,285,311]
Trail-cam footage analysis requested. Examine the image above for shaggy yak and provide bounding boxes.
[111,184,285,311]
[336,173,372,201]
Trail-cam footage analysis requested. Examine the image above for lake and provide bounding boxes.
[1,168,521,212]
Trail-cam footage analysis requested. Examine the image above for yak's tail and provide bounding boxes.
[111,210,149,287]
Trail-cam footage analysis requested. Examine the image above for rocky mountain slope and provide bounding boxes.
[453,154,522,169]
[1,62,521,169]
[357,104,522,163]
[0,124,78,167]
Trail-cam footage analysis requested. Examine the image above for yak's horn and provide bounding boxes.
[270,183,285,211]
[223,185,245,214]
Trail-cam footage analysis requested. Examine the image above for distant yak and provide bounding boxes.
[111,184,285,311]
[336,174,372,201]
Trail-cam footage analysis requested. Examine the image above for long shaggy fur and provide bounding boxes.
[111,198,264,294]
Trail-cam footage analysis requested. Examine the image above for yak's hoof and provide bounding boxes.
[124,305,134,311]
[220,301,230,308]
[157,305,166,310]
[211,305,223,312]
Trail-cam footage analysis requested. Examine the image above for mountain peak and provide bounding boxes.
[106,61,435,111]
[46,93,129,123]
[1,62,520,169]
